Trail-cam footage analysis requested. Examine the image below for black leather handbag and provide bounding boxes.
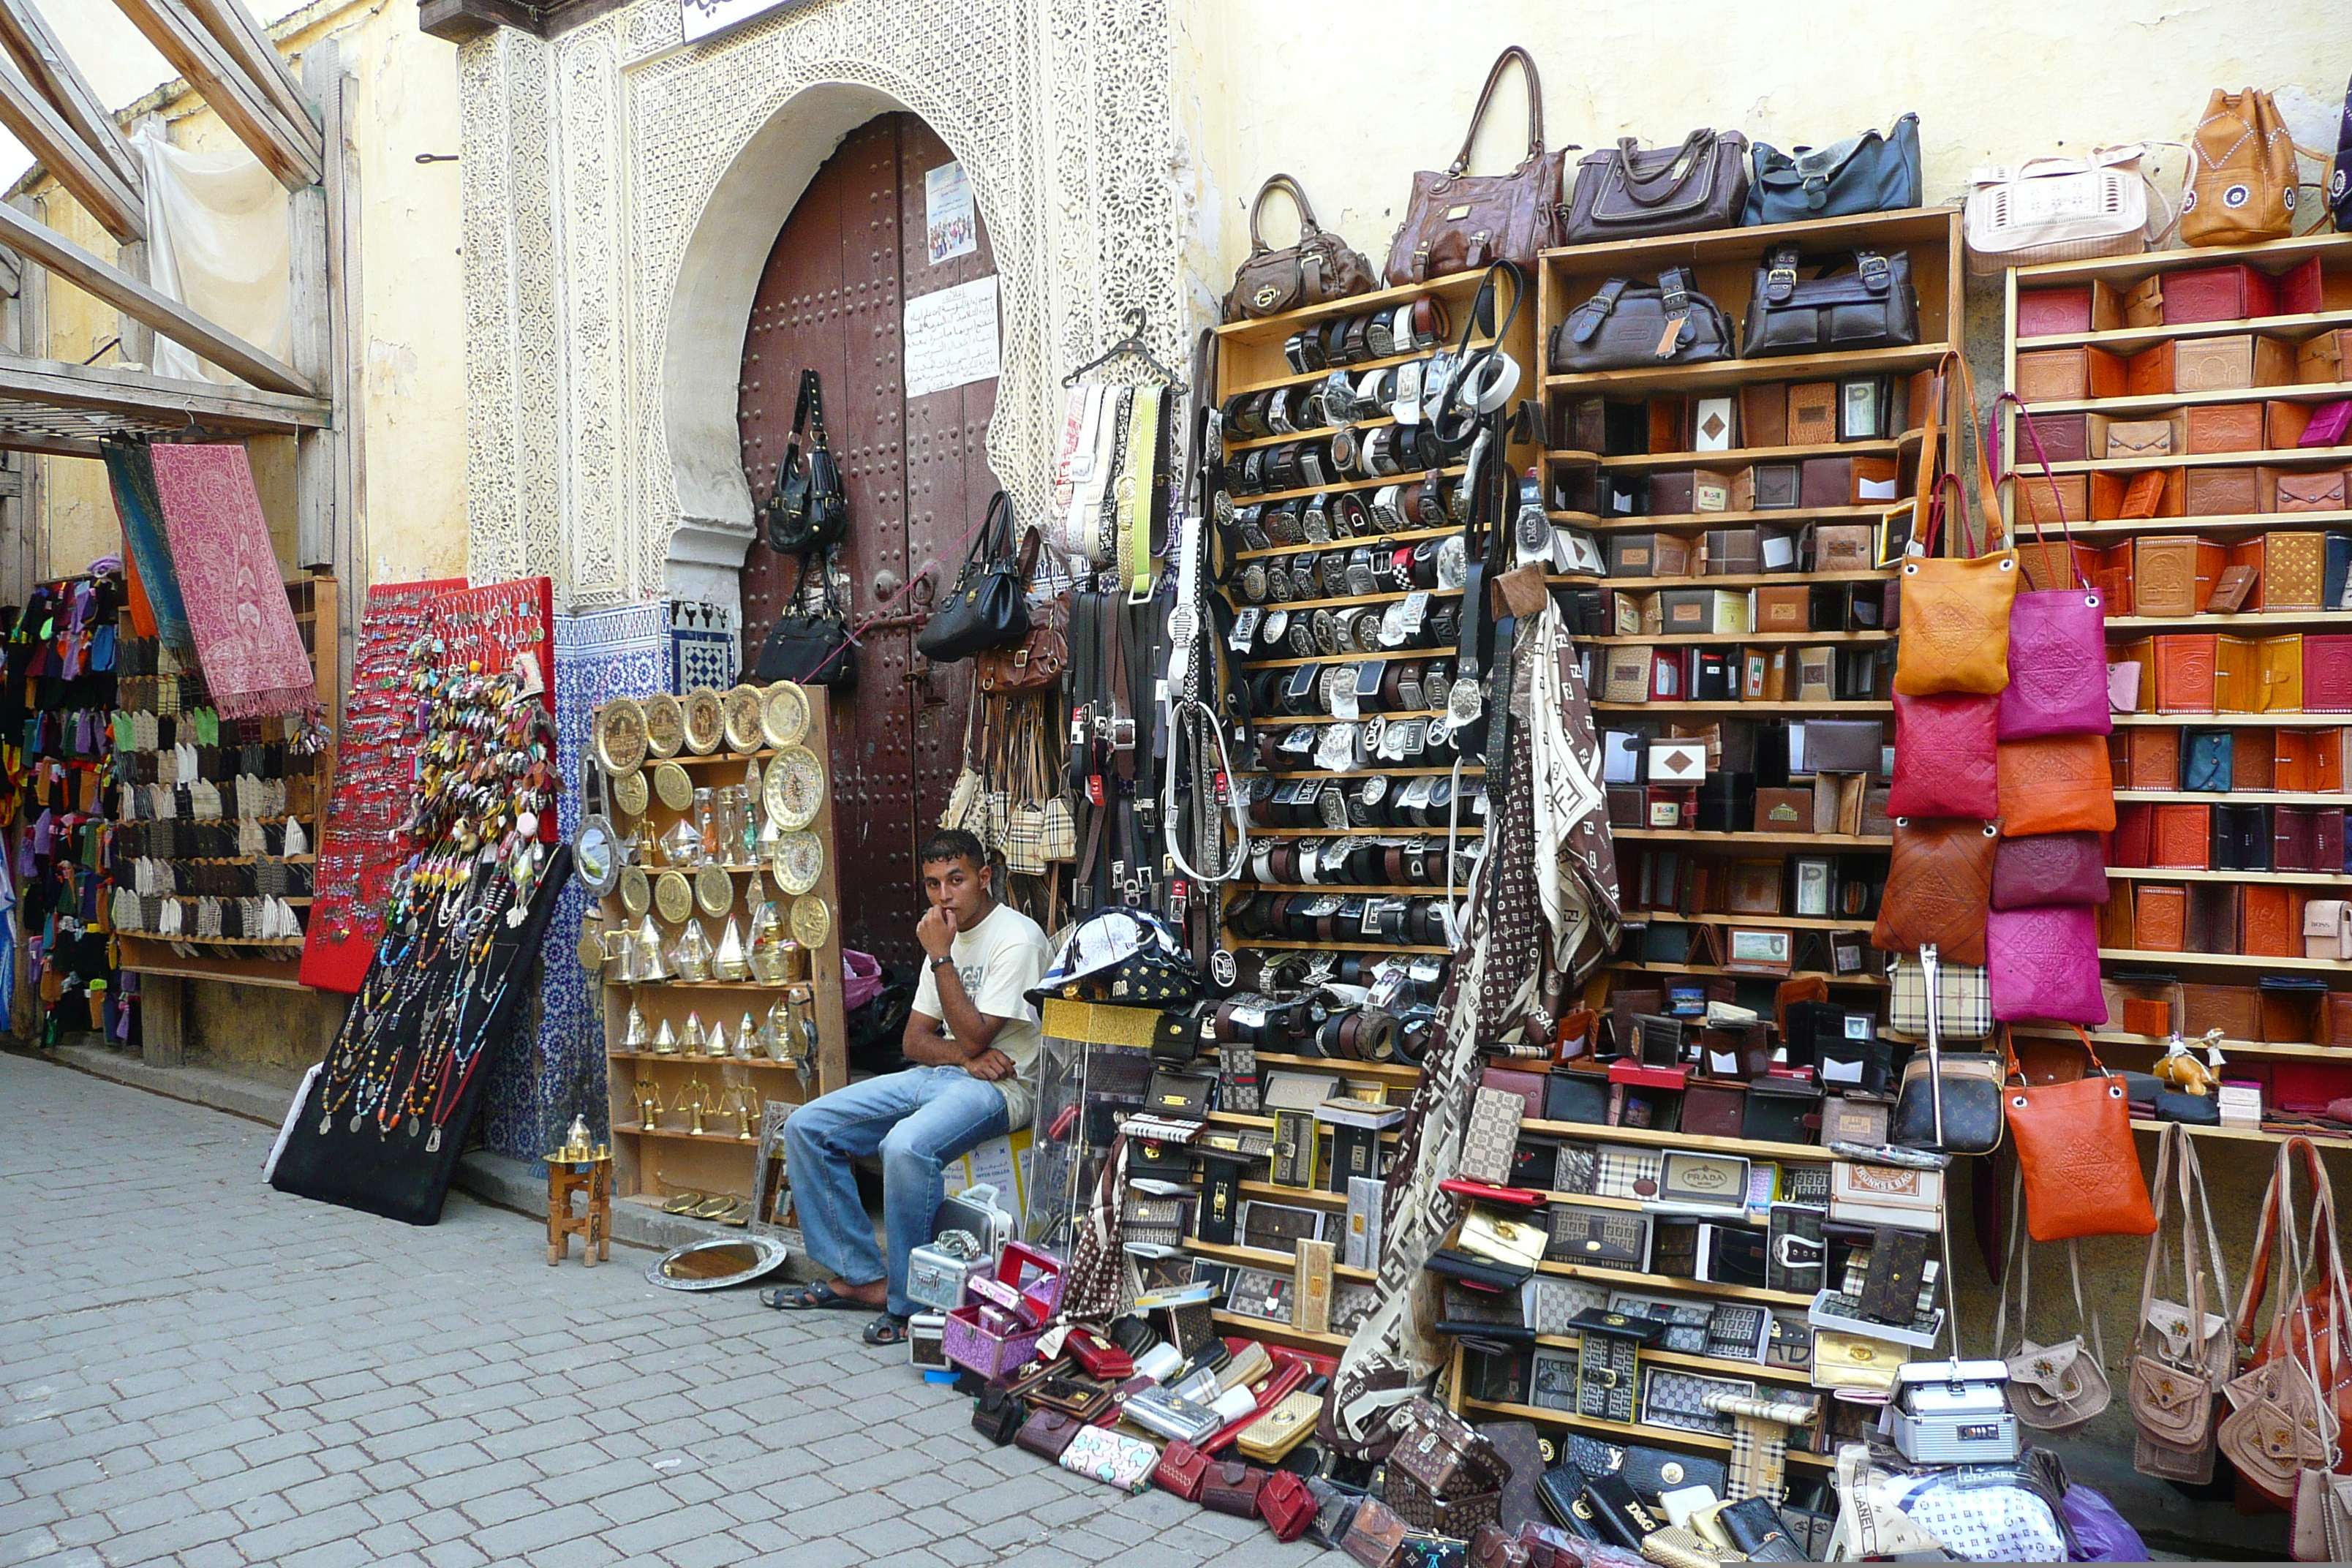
[750,573,856,689]
[764,369,848,556]
[1548,268,1735,374]
[1563,129,1750,245]
[1742,114,1923,226]
[1741,246,1919,359]
[916,493,1030,662]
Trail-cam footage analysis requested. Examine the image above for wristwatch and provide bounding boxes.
[930,955,954,973]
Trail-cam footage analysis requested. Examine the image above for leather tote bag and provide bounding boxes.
[2227,1136,2352,1499]
[1548,268,1735,374]
[1896,356,2021,698]
[2002,1030,2157,1243]
[1987,902,2107,1025]
[2182,88,2301,248]
[1991,832,2109,908]
[2130,1123,2234,1484]
[1741,246,1918,358]
[1996,1171,2113,1436]
[1998,397,2114,739]
[1965,146,2170,273]
[918,493,1030,662]
[764,369,849,557]
[1384,46,1567,285]
[1873,818,1997,965]
[1995,733,2116,837]
[1225,174,1378,321]
[1742,113,1922,225]
[1564,128,1749,245]
[751,573,857,690]
[1887,690,1999,819]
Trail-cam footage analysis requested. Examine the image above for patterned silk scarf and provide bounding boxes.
[147,443,319,719]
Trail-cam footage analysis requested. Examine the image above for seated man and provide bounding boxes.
[769,828,1051,1346]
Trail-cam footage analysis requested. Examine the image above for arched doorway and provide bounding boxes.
[736,111,1000,969]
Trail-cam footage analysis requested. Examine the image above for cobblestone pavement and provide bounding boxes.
[0,1055,1325,1568]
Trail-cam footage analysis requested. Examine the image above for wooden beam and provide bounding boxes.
[0,0,140,192]
[291,39,331,570]
[109,0,320,189]
[0,430,97,459]
[178,0,313,150]
[0,353,328,432]
[0,51,143,243]
[0,199,312,396]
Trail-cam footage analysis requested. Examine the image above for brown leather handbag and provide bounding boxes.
[1995,734,2117,837]
[2002,1030,2157,1243]
[2130,1122,2234,1484]
[1224,174,1378,322]
[1872,817,1998,965]
[973,532,1068,694]
[1384,46,1567,285]
[2224,1135,2352,1503]
[1563,129,1750,244]
[2180,88,2300,249]
[1894,355,2021,698]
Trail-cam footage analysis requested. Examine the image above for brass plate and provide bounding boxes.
[644,693,684,758]
[723,685,765,754]
[764,745,824,831]
[618,864,651,918]
[695,864,735,918]
[790,894,832,949]
[614,769,649,818]
[683,687,725,755]
[595,699,647,774]
[772,830,823,895]
[655,870,694,924]
[761,682,811,749]
[653,761,693,813]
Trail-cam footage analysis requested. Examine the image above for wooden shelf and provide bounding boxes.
[1576,502,1893,530]
[663,748,786,766]
[2107,864,2352,886]
[1519,1113,1840,1164]
[2044,444,2352,476]
[1460,1399,1835,1469]
[1277,709,1446,725]
[614,1125,765,1145]
[1632,911,1877,932]
[1613,828,1891,848]
[1545,342,1952,398]
[2016,231,2352,284]
[2018,307,2352,355]
[1214,265,1517,348]
[1594,436,1912,470]
[1243,647,1459,668]
[2129,1120,2352,1145]
[1264,766,1477,780]
[1594,700,1891,714]
[2100,948,2351,972]
[1532,1256,1814,1308]
[609,1051,804,1068]
[1254,1052,1426,1085]
[1235,587,1463,615]
[2108,611,2352,630]
[1575,570,1892,590]
[2010,1025,2352,1063]
[1235,464,1468,510]
[1189,1237,1375,1284]
[1527,1333,1819,1387]
[1585,631,1892,647]
[1237,522,1459,562]
[1226,415,1395,453]
[2008,508,2352,537]
[1608,960,1886,987]
[1210,1311,1352,1350]
[2014,378,2352,418]
[1542,206,1961,269]
[2114,712,2352,727]
[2114,789,2349,805]
[1270,824,1484,837]
[1245,883,1456,896]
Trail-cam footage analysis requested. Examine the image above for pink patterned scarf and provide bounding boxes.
[148,444,319,719]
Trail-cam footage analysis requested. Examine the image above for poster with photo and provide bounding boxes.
[926,161,976,264]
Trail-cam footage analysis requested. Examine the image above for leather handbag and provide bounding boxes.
[2181,88,2300,249]
[1260,1470,1319,1542]
[1893,1046,2007,1155]
[1740,246,1918,359]
[1225,174,1378,321]
[1888,950,1993,1041]
[1547,271,1734,374]
[1992,832,2108,908]
[2229,1137,2352,1493]
[2130,1123,2234,1484]
[1964,146,2171,273]
[1564,129,1750,245]
[1873,817,1999,965]
[918,492,1031,662]
[2296,1469,2352,1565]
[1996,734,2117,837]
[1384,47,1567,284]
[1994,1166,2113,1436]
[1013,1407,1085,1460]
[1895,358,2021,698]
[1988,902,2107,1025]
[750,602,856,690]
[1743,113,1922,225]
[1888,690,1999,819]
[2002,1030,2157,1242]
[1997,400,2114,739]
[764,369,848,557]
[1201,1460,1268,1518]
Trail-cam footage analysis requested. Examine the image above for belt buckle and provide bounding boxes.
[1858,252,1891,292]
[1110,717,1137,752]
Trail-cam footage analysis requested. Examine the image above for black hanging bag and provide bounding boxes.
[750,570,856,689]
[916,492,1031,662]
[764,369,848,556]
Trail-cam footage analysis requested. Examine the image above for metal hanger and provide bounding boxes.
[1062,306,1188,395]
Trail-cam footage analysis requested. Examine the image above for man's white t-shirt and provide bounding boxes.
[911,902,1052,1131]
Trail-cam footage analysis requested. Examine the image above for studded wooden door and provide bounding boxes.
[738,113,1000,970]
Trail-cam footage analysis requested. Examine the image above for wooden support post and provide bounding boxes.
[292,40,333,571]
[140,971,186,1067]
[14,195,45,584]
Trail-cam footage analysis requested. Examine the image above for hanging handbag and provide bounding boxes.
[2333,69,2352,233]
[1986,903,2107,1025]
[1895,356,2020,698]
[2180,88,2302,248]
[1994,733,2115,837]
[1739,246,1918,358]
[1887,949,1992,1042]
[2228,1137,2352,1496]
[1997,398,2112,739]
[1564,128,1749,245]
[1887,690,1999,820]
[1384,46,1568,285]
[1872,818,1998,965]
[1226,174,1378,320]
[1991,832,2108,909]
[2001,1029,2157,1243]
[918,493,1031,662]
[750,580,857,689]
[1995,1167,2113,1437]
[1890,942,2005,1155]
[1547,270,1735,374]
[764,369,849,557]
[1742,114,1922,225]
[2130,1123,2234,1484]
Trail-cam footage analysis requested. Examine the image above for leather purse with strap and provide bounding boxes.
[2130,1122,2234,1483]
[1564,128,1749,244]
[2223,1135,2352,1503]
[1226,173,1379,321]
[2003,1029,2157,1243]
[1874,818,1998,965]
[1994,1164,2113,1436]
[917,491,1031,663]
[1384,46,1567,285]
[1547,270,1735,374]
[1741,246,1918,359]
[765,369,848,557]
[1894,355,2020,698]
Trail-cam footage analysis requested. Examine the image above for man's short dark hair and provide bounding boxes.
[919,829,988,870]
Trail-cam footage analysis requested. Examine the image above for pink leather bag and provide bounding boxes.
[1993,832,2111,908]
[1889,690,2001,818]
[1999,397,2114,740]
[2301,399,2352,448]
[1988,902,2110,1025]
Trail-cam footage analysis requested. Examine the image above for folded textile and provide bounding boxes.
[148,442,317,719]
[102,441,192,655]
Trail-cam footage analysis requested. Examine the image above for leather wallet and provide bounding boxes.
[1804,719,1883,774]
[1579,1469,1664,1549]
[1261,1469,1318,1542]
[1153,1439,1213,1499]
[1341,1497,1410,1567]
[1534,1464,1605,1540]
[1719,1496,1807,1561]
[1014,1408,1085,1460]
[1201,1460,1268,1518]
[1620,1445,1726,1503]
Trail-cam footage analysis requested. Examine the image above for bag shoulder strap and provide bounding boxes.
[1450,45,1545,178]
[1248,175,1323,254]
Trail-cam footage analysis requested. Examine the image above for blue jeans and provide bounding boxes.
[783,1066,1010,1319]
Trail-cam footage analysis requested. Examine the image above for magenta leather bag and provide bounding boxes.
[1991,831,2109,908]
[1997,396,2113,740]
[1888,690,2000,818]
[2300,399,2352,448]
[1987,903,2108,1025]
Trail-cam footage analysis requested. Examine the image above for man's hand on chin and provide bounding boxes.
[918,903,958,960]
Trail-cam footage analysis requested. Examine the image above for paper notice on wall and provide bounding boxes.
[903,275,1000,399]
[925,162,977,264]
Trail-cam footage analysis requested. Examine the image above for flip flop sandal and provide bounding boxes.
[862,1313,911,1348]
[761,1281,873,1312]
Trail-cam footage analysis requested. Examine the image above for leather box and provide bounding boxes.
[1798,458,1852,510]
[2134,883,2189,951]
[2014,472,2086,531]
[1648,471,1697,516]
[2264,467,2351,515]
[2261,981,2326,1044]
[2219,804,2273,874]
[1679,1082,1748,1139]
[2018,284,2106,336]
[2134,537,2224,615]
[2242,883,2299,957]
[2264,532,2328,610]
[1809,523,1876,573]
[2097,412,2180,460]
[2257,635,2304,713]
[2087,541,2135,613]
[2025,410,2092,464]
[2184,402,2266,454]
[2274,806,2347,872]
[2298,328,2352,385]
[1545,1068,1610,1126]
[2186,883,2241,954]
[2019,539,2100,592]
[1649,397,1688,456]
[2306,636,2352,713]
[2152,803,2213,869]
[2096,467,2182,521]
[2162,262,2280,325]
[2125,726,2181,790]
[1609,533,1692,578]
[2016,346,2125,402]
[1850,454,1899,504]
[2185,466,2261,517]
[1754,785,1812,834]
[2127,341,2176,397]
[1752,463,1801,510]
[1703,529,1762,576]
[1754,584,1812,630]
[2152,633,2218,713]
[2183,983,2261,1041]
[1659,589,1736,635]
[1787,382,1838,446]
[2175,333,2296,393]
[2267,399,2315,448]
[2214,634,2262,713]
[1744,1077,1823,1145]
[1741,382,1788,448]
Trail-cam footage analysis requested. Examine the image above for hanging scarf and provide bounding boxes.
[1051,1132,1134,1327]
[1524,601,1621,981]
[146,444,321,720]
[101,441,193,656]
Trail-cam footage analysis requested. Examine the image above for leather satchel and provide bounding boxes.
[1385,47,1567,284]
[918,493,1030,662]
[765,368,848,557]
[2181,89,2299,248]
[1994,1172,2113,1436]
[1996,733,2117,837]
[2002,1030,2157,1242]
[1564,129,1749,246]
[1201,1460,1268,1518]
[1874,817,1999,965]
[1548,271,1734,374]
[1893,1047,2007,1154]
[974,562,1067,694]
[1741,247,1918,359]
[750,605,856,690]
[2130,1123,2234,1484]
[1225,174,1378,321]
[1992,832,2109,908]
[1895,360,2020,698]
[2221,1137,2352,1505]
[1743,113,1922,225]
[1888,690,2000,818]
[1988,902,2107,1025]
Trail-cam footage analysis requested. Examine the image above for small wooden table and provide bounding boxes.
[546,1151,613,1265]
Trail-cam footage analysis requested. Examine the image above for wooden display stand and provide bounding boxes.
[1999,230,2352,1139]
[600,691,848,1218]
[547,1155,612,1265]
